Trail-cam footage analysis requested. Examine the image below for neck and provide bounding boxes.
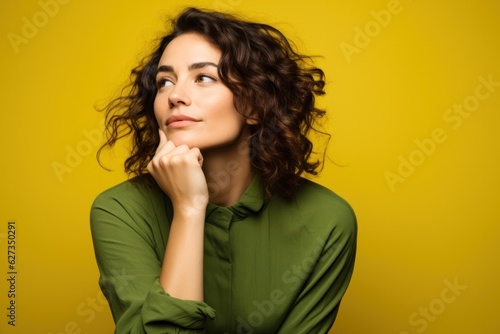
[201,134,254,207]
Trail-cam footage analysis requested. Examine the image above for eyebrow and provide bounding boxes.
[157,62,218,74]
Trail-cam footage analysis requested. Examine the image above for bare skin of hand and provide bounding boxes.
[147,129,207,301]
[147,129,209,214]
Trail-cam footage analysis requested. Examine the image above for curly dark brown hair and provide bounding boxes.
[97,7,328,198]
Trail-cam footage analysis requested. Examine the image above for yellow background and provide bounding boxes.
[1,0,499,333]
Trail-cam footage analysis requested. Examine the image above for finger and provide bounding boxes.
[188,147,204,167]
[160,146,198,169]
[155,129,170,154]
[159,128,167,145]
[152,144,190,169]
[166,144,190,158]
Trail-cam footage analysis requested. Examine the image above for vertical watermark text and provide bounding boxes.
[6,221,17,327]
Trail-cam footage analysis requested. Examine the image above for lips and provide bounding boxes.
[166,114,200,128]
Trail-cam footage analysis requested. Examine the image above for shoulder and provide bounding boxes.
[93,174,159,202]
[287,178,357,236]
[91,174,166,218]
[296,178,355,216]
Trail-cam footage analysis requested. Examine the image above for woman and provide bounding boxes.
[91,7,357,334]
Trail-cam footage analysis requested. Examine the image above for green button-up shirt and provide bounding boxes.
[90,175,357,333]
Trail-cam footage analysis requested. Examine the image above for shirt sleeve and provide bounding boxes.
[276,200,357,334]
[90,186,215,333]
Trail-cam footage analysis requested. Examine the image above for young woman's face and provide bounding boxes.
[154,33,246,150]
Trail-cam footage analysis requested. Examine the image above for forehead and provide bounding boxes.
[159,33,221,65]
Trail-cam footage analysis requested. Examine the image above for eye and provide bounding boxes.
[156,78,174,89]
[196,74,215,83]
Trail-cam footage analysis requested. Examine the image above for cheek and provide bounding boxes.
[214,90,238,116]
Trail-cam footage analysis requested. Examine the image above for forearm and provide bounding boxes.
[160,209,205,301]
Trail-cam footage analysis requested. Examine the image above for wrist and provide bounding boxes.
[172,202,207,222]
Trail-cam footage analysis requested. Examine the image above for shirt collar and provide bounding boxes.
[206,175,268,222]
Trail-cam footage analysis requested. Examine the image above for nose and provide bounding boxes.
[168,81,192,108]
